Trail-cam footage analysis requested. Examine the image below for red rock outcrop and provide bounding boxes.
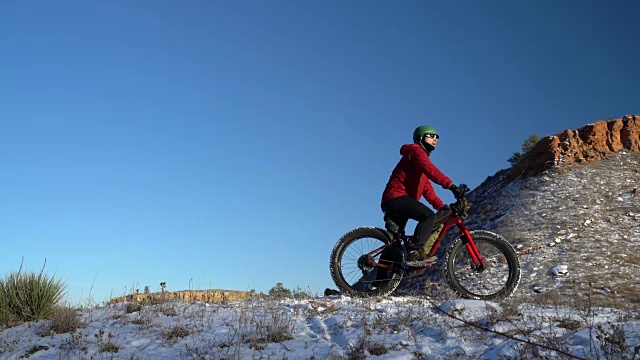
[507,115,640,181]
[109,289,263,305]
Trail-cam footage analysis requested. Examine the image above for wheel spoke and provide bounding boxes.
[445,231,520,300]
[331,228,403,296]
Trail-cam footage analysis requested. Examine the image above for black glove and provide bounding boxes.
[437,204,452,217]
[449,184,465,199]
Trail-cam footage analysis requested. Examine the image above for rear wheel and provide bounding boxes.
[444,230,521,300]
[330,227,403,297]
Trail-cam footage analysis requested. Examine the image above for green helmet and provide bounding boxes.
[412,125,439,143]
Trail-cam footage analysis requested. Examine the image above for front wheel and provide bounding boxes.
[330,227,403,297]
[444,230,521,300]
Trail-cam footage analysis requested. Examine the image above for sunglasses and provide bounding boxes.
[424,133,439,139]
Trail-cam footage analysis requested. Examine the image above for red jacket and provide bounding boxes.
[381,143,453,210]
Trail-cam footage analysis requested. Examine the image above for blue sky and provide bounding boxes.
[1,1,638,303]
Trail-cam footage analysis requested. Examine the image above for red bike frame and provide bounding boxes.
[366,211,486,272]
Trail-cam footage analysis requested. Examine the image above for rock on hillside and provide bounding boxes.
[110,289,262,305]
[507,114,640,181]
[399,115,640,309]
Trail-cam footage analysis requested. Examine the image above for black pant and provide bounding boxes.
[381,196,436,250]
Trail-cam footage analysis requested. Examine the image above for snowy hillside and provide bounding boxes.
[1,295,639,359]
[400,151,640,311]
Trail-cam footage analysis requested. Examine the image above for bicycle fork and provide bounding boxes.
[457,220,486,270]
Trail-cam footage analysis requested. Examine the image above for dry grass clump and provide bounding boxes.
[252,308,295,343]
[130,315,149,326]
[125,302,143,314]
[158,303,178,317]
[477,286,640,359]
[224,300,296,348]
[22,345,50,358]
[95,328,119,354]
[179,298,297,358]
[42,306,83,335]
[621,255,640,266]
[596,323,640,360]
[58,331,87,354]
[555,317,581,331]
[347,336,389,359]
[498,301,524,321]
[163,325,190,344]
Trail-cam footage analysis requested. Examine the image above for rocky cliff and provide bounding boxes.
[507,114,640,181]
[109,289,262,305]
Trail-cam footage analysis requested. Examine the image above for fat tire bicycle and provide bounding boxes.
[329,185,521,300]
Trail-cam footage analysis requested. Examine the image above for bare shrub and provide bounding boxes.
[255,309,294,343]
[22,345,49,358]
[612,282,640,304]
[130,313,152,328]
[367,341,389,356]
[229,300,295,348]
[555,317,581,331]
[100,341,119,354]
[163,325,190,344]
[125,302,143,314]
[497,301,523,321]
[159,304,178,317]
[292,286,316,300]
[46,306,82,334]
[58,331,87,353]
[347,335,389,359]
[95,328,119,353]
[596,323,640,360]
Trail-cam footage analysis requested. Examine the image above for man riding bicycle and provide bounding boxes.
[381,125,464,266]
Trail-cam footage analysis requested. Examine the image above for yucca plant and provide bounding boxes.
[0,290,9,324]
[0,260,67,324]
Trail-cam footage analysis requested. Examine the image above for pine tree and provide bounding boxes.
[508,134,540,165]
[268,282,292,298]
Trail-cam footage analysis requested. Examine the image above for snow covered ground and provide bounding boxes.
[1,294,639,359]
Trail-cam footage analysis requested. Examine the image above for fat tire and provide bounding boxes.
[330,227,403,297]
[444,230,521,300]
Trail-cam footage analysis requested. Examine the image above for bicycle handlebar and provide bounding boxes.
[457,184,471,199]
[450,184,471,217]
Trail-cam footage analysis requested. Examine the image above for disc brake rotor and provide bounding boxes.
[357,255,374,274]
